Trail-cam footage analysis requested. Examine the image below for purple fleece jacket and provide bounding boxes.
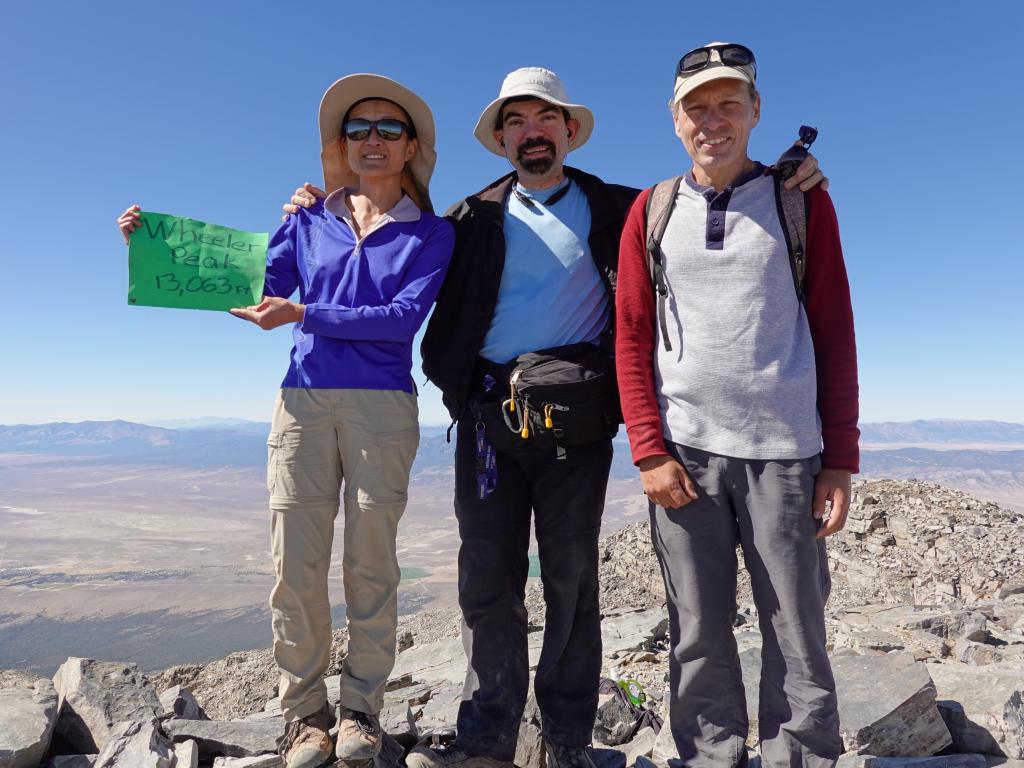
[263,191,454,392]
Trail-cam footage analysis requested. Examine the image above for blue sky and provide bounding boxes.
[1,1,1021,426]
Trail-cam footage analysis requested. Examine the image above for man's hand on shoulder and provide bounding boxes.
[281,182,326,221]
[784,145,829,193]
[638,454,698,509]
[813,468,851,537]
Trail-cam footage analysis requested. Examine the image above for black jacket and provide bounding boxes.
[421,166,639,422]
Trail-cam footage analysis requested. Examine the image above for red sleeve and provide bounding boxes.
[615,189,670,465]
[804,186,860,473]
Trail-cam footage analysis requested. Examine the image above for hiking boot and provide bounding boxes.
[335,706,382,761]
[405,732,514,768]
[544,740,598,768]
[277,702,334,768]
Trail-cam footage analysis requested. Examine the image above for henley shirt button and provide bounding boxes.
[712,218,720,225]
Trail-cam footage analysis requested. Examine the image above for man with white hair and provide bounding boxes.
[616,43,858,767]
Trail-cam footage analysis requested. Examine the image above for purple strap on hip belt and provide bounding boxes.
[476,375,499,499]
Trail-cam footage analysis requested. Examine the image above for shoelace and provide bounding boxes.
[351,710,378,737]
[277,718,303,755]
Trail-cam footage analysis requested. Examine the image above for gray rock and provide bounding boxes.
[0,679,59,768]
[738,647,762,745]
[836,755,987,768]
[379,698,417,746]
[92,719,174,768]
[52,658,162,753]
[650,700,677,765]
[515,721,545,768]
[212,756,283,767]
[159,685,208,720]
[523,689,541,726]
[594,693,640,746]
[831,651,951,756]
[601,609,669,658]
[46,756,97,768]
[955,640,1003,666]
[241,710,284,722]
[937,701,1004,757]
[412,683,463,734]
[173,739,199,768]
[162,719,283,758]
[931,662,1024,757]
[390,638,467,686]
[622,727,658,766]
[384,682,433,708]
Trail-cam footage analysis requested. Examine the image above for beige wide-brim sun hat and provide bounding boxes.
[319,73,437,212]
[473,67,595,157]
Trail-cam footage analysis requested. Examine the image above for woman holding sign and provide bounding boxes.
[118,74,453,768]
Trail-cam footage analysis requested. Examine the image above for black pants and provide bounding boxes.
[453,416,613,760]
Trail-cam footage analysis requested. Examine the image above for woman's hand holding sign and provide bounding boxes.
[117,205,142,245]
[229,296,305,330]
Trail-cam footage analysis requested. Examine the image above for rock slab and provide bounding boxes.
[836,755,987,768]
[931,663,1024,758]
[832,651,952,757]
[46,757,97,768]
[159,685,208,720]
[92,719,174,768]
[163,719,283,758]
[52,658,162,754]
[0,679,59,768]
[212,756,284,767]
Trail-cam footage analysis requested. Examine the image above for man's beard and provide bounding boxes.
[516,138,556,175]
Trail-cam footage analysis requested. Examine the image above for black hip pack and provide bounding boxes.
[472,342,620,458]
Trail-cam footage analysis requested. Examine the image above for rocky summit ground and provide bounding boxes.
[1,478,1023,768]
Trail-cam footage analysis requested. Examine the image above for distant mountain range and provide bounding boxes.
[859,419,1024,445]
[1,419,1023,478]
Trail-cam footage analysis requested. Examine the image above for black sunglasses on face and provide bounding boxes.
[343,118,410,141]
[678,44,757,79]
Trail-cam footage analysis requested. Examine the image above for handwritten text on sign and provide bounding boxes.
[128,212,267,311]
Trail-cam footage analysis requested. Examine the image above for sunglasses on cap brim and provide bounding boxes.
[342,118,411,142]
[677,44,757,79]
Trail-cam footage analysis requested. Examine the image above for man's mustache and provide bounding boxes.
[516,138,556,161]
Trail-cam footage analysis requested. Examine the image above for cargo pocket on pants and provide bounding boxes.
[373,426,419,504]
[266,431,283,496]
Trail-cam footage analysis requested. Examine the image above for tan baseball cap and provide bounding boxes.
[672,42,756,104]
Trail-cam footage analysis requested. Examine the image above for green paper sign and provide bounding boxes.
[128,212,267,311]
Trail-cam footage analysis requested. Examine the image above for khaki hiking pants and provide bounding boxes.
[267,387,419,721]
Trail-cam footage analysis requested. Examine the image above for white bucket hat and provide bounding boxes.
[318,73,437,212]
[474,67,595,157]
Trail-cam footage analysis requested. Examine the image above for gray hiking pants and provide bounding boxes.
[652,443,840,768]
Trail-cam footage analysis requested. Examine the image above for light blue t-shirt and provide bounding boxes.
[480,178,610,363]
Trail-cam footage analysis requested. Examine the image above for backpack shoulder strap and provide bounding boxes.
[772,174,808,305]
[644,176,683,351]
